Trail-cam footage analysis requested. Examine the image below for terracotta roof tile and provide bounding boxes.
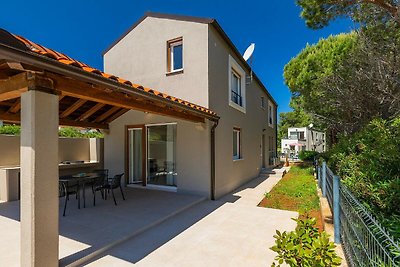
[13,34,217,117]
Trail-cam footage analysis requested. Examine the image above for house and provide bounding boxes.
[102,13,278,199]
[281,126,326,156]
[0,13,276,265]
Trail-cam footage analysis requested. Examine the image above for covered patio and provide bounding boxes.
[0,28,218,266]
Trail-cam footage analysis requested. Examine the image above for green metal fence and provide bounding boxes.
[316,161,400,267]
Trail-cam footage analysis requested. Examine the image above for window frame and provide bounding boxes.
[228,55,246,113]
[233,127,242,160]
[167,37,183,74]
[261,96,265,109]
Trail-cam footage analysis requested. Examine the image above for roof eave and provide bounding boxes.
[0,43,219,122]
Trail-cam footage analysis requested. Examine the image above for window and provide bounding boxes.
[299,131,305,140]
[261,96,265,109]
[167,38,183,72]
[268,101,274,127]
[231,70,242,106]
[233,128,241,160]
[228,55,246,112]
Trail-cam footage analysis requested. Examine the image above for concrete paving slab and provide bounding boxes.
[84,167,298,267]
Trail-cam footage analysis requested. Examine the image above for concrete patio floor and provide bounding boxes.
[0,187,205,267]
[0,167,297,267]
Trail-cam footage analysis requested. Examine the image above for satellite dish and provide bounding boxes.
[243,43,255,61]
[309,123,314,128]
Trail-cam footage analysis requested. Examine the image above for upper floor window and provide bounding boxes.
[231,70,242,106]
[167,37,183,73]
[268,101,274,127]
[261,96,265,109]
[228,55,246,113]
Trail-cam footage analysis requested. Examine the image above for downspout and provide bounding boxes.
[210,119,219,200]
[275,105,278,165]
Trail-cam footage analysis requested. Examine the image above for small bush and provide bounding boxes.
[298,150,319,161]
[0,125,21,135]
[271,216,341,267]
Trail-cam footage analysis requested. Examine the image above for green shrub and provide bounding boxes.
[326,117,400,239]
[298,150,319,161]
[271,216,341,267]
[58,127,104,138]
[0,125,103,138]
[0,125,21,135]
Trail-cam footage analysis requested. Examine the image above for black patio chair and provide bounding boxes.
[103,173,125,206]
[59,177,79,216]
[92,169,109,206]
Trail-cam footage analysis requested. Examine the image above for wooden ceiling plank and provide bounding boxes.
[94,106,120,123]
[77,103,105,121]
[60,98,87,118]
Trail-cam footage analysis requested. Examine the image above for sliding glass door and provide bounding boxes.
[147,124,177,187]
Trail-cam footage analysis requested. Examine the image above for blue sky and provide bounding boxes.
[1,0,353,114]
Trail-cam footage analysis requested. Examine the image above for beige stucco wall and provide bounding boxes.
[103,16,278,199]
[0,135,100,167]
[208,26,278,199]
[104,17,209,108]
[104,110,211,197]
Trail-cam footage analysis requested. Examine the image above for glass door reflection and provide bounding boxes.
[147,124,177,187]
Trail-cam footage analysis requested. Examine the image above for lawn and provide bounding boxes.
[259,164,323,230]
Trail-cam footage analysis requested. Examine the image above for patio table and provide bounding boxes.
[59,173,100,208]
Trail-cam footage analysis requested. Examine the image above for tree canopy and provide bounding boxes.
[283,33,356,130]
[297,0,400,29]
[283,24,400,135]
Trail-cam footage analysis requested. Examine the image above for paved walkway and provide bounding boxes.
[83,167,297,267]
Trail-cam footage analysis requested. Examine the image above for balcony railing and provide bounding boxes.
[231,91,242,106]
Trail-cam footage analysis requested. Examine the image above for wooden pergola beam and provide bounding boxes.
[0,111,109,129]
[77,103,105,121]
[94,106,120,123]
[59,99,87,118]
[7,99,21,113]
[50,73,205,123]
[105,108,129,123]
[0,72,29,101]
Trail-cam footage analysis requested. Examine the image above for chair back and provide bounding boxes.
[93,169,108,179]
[59,182,67,198]
[110,173,124,188]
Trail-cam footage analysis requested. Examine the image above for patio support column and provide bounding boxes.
[20,89,59,267]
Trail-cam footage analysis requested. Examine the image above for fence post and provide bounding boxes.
[322,161,327,197]
[318,166,321,189]
[333,175,341,244]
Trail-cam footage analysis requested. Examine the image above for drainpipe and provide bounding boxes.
[275,105,278,165]
[210,119,219,200]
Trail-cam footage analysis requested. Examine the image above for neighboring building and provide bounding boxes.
[281,127,326,156]
[103,12,278,199]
